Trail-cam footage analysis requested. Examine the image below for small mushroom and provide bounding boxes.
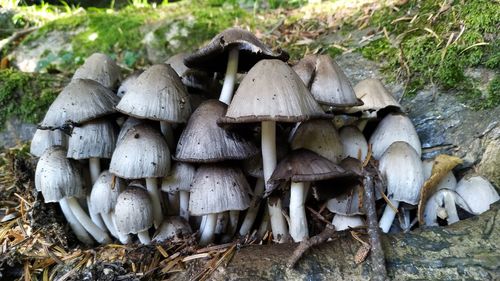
[30,129,67,158]
[339,125,368,161]
[152,217,192,242]
[117,70,143,98]
[332,214,365,231]
[161,162,196,220]
[455,176,499,214]
[346,78,401,118]
[72,53,122,90]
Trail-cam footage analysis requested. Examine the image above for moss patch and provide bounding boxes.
[0,69,66,129]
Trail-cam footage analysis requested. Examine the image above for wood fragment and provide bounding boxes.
[287,225,337,268]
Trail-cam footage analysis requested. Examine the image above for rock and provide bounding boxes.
[0,118,37,148]
[478,137,500,190]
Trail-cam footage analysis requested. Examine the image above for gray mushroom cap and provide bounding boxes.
[110,124,170,179]
[166,53,219,95]
[346,78,401,116]
[89,170,126,214]
[189,164,251,216]
[72,53,122,90]
[114,186,153,234]
[294,54,362,109]
[339,125,368,161]
[161,162,196,192]
[332,214,364,231]
[116,117,144,146]
[378,141,424,205]
[369,112,421,160]
[35,146,84,202]
[152,217,192,242]
[326,184,364,216]
[117,70,143,98]
[41,79,119,128]
[67,118,117,160]
[184,27,289,73]
[175,100,258,162]
[30,129,67,157]
[116,64,191,123]
[220,59,329,124]
[242,140,289,178]
[455,176,499,214]
[290,119,343,163]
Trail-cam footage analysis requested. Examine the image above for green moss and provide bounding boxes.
[0,69,65,129]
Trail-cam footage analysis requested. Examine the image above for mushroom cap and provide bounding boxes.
[116,116,144,146]
[89,170,126,214]
[175,100,258,162]
[152,217,192,242]
[35,146,84,202]
[189,164,251,216]
[161,162,196,192]
[422,159,457,191]
[369,112,421,160]
[423,189,449,226]
[267,149,349,195]
[116,64,191,123]
[326,184,364,216]
[114,186,153,234]
[242,139,289,178]
[294,54,362,108]
[332,214,364,231]
[220,59,329,123]
[67,118,117,160]
[110,124,170,179]
[346,78,401,116]
[339,125,368,161]
[41,79,119,128]
[30,129,67,157]
[184,27,289,73]
[166,53,219,95]
[455,176,499,214]
[72,53,122,90]
[117,70,143,98]
[378,141,424,205]
[290,119,343,163]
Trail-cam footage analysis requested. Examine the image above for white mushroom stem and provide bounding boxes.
[199,215,207,234]
[137,230,151,245]
[112,214,131,244]
[443,191,459,224]
[160,121,175,151]
[289,181,309,242]
[101,212,118,239]
[239,178,265,236]
[219,48,239,105]
[59,198,94,245]
[65,197,111,244]
[379,199,400,233]
[146,178,164,228]
[179,190,190,221]
[88,158,106,231]
[199,213,217,246]
[261,120,289,243]
[87,197,106,231]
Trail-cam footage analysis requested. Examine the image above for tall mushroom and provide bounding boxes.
[220,59,328,243]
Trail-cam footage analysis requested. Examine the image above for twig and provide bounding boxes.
[286,225,337,268]
[0,27,39,52]
[363,175,388,281]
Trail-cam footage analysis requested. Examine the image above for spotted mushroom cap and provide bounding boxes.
[114,186,153,234]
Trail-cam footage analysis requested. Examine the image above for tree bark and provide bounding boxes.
[171,202,500,281]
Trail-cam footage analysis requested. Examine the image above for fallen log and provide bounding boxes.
[172,202,500,281]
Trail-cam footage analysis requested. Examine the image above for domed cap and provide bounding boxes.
[161,162,196,192]
[89,170,125,214]
[30,129,67,157]
[294,54,362,109]
[35,146,84,202]
[110,124,170,179]
[116,64,191,123]
[116,117,144,145]
[455,176,499,214]
[72,53,122,90]
[117,70,143,98]
[152,217,192,242]
[346,78,401,116]
[326,184,364,216]
[339,125,368,161]
[41,79,119,128]
[266,149,348,196]
[242,139,289,178]
[175,100,258,162]
[290,119,343,163]
[292,54,316,87]
[332,214,364,231]
[184,27,289,73]
[67,118,117,160]
[369,112,421,159]
[189,164,251,216]
[114,186,153,234]
[379,141,424,205]
[166,53,219,94]
[220,59,329,123]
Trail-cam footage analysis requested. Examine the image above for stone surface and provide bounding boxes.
[478,138,500,190]
[0,118,37,148]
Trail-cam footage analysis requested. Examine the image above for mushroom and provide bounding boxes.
[117,70,143,98]
[110,124,170,228]
[267,149,349,242]
[346,78,401,118]
[189,164,251,245]
[114,185,154,244]
[30,129,67,158]
[115,64,191,149]
[332,214,365,231]
[339,125,368,161]
[378,141,424,233]
[72,53,122,90]
[455,176,499,215]
[184,27,289,105]
[220,59,328,243]
[35,146,111,244]
[152,217,192,242]
[161,162,196,220]
[369,112,421,160]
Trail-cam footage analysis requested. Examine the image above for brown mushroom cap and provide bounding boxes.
[220,59,329,124]
[175,100,258,163]
[184,27,289,73]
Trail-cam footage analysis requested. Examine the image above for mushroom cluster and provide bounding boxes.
[32,28,499,246]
